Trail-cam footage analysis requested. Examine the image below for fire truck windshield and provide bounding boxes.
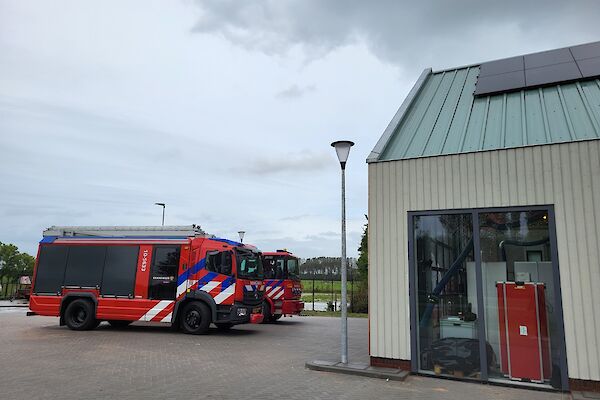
[235,248,264,280]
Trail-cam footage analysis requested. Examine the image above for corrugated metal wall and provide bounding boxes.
[368,139,600,381]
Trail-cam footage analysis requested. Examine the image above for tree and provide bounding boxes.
[353,215,369,313]
[0,242,35,281]
[356,215,368,282]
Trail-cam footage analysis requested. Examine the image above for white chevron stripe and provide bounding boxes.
[245,284,254,291]
[160,312,173,323]
[199,281,220,293]
[213,284,235,304]
[268,287,283,299]
[272,290,284,300]
[177,279,198,297]
[140,300,173,321]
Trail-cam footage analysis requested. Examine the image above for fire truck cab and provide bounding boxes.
[29,226,264,334]
[261,250,303,322]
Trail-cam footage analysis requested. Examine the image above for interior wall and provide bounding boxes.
[368,139,600,381]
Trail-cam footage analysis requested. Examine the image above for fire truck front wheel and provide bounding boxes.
[180,301,211,335]
[64,299,98,331]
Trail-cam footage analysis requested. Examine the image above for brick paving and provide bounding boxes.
[0,308,572,399]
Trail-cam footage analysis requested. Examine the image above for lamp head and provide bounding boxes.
[331,140,354,169]
[155,202,166,207]
[238,231,245,243]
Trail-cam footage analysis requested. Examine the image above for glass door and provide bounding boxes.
[478,210,564,389]
[414,213,481,379]
[410,206,566,389]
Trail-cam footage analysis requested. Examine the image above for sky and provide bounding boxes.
[1,0,599,258]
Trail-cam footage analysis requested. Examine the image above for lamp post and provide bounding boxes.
[238,231,245,243]
[331,140,354,364]
[154,203,166,226]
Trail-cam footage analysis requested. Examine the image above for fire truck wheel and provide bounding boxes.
[261,301,271,324]
[64,299,98,331]
[215,323,233,330]
[108,320,133,328]
[180,301,211,335]
[272,314,282,321]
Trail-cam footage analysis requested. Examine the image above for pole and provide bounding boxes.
[312,271,315,312]
[340,167,348,364]
[161,206,165,226]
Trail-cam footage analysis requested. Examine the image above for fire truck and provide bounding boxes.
[28,226,264,334]
[261,250,303,322]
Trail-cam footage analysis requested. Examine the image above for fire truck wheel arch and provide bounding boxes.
[173,292,217,324]
[59,293,98,326]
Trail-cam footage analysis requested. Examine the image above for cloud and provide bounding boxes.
[192,0,600,70]
[276,84,316,99]
[279,214,312,221]
[236,151,332,175]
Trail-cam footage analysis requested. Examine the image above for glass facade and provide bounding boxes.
[411,206,566,389]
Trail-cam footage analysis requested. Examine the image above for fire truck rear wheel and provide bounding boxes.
[180,301,211,335]
[64,299,98,331]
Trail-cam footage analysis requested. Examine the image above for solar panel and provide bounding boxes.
[570,42,600,60]
[524,48,574,69]
[578,56,600,78]
[475,71,525,94]
[525,62,582,87]
[474,41,600,96]
[479,56,523,77]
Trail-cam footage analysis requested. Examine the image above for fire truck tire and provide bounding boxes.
[261,301,272,324]
[272,314,282,321]
[180,301,211,335]
[108,320,133,328]
[64,299,98,331]
[215,323,233,330]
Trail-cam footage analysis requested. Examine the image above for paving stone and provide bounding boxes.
[0,308,572,400]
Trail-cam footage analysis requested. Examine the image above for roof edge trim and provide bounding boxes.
[367,68,432,163]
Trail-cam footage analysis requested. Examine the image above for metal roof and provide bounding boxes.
[368,64,600,163]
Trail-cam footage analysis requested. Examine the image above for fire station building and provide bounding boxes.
[366,41,600,392]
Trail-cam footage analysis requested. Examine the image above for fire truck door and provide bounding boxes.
[149,246,180,300]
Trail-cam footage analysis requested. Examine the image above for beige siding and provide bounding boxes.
[368,139,600,381]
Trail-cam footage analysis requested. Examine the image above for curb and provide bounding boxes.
[306,360,409,381]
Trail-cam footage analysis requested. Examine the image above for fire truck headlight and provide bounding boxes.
[237,308,248,317]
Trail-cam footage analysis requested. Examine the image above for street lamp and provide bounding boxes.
[154,203,166,226]
[238,231,245,243]
[331,140,354,364]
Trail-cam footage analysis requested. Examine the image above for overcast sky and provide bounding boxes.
[1,1,599,257]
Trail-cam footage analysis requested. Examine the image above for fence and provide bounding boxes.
[301,269,363,313]
[0,277,20,300]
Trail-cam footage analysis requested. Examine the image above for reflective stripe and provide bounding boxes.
[160,312,173,323]
[213,284,235,304]
[199,281,220,293]
[140,300,173,321]
[268,287,283,299]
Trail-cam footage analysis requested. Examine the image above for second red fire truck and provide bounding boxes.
[28,226,264,334]
[261,250,304,322]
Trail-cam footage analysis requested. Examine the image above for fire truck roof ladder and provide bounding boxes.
[43,225,207,238]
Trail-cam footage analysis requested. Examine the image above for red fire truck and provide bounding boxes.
[261,250,303,322]
[28,226,264,334]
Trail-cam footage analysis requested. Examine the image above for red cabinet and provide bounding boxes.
[496,282,551,382]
